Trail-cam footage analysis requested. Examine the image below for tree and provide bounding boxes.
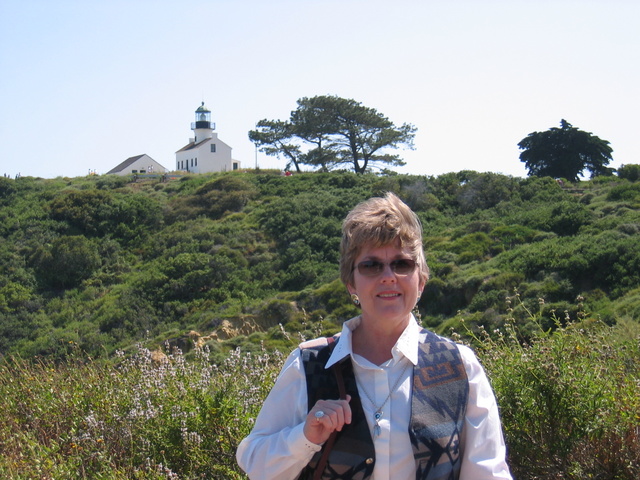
[518,120,614,182]
[249,95,416,174]
[249,120,303,172]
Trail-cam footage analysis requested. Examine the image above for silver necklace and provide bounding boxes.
[354,359,411,437]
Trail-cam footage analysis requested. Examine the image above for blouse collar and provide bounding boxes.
[325,314,422,369]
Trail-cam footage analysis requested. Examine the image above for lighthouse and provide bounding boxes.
[175,102,240,173]
[192,102,215,143]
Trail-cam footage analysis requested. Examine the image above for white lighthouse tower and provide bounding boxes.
[193,102,215,142]
[175,102,240,173]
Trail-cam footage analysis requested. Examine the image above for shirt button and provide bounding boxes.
[365,458,374,465]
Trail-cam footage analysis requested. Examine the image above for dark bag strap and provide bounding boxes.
[313,362,347,480]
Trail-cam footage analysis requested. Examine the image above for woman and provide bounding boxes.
[236,192,512,480]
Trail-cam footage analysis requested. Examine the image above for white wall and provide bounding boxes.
[175,134,240,173]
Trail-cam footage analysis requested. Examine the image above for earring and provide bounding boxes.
[350,293,360,306]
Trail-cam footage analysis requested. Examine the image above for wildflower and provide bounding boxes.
[278,323,291,341]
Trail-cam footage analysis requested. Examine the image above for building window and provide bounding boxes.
[191,158,194,167]
[233,162,239,171]
[195,158,198,166]
[211,144,216,153]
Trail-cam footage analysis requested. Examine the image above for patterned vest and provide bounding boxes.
[298,329,468,480]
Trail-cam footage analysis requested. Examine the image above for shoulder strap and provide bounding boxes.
[313,362,347,480]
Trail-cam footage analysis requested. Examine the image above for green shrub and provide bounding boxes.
[460,299,640,480]
[455,172,519,213]
[607,182,640,202]
[31,235,101,289]
[449,232,492,263]
[617,164,640,182]
[468,289,507,312]
[489,225,538,250]
[0,176,17,199]
[613,287,640,321]
[257,298,299,329]
[47,189,162,243]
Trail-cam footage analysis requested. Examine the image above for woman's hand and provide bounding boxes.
[303,395,352,445]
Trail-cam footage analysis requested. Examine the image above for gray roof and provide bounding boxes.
[106,154,147,174]
[175,138,210,153]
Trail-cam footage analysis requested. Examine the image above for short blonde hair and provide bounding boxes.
[339,192,429,287]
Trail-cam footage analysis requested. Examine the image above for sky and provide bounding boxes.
[1,0,638,180]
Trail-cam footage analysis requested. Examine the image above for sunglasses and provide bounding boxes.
[355,258,417,277]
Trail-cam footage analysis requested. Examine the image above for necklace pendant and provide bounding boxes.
[373,410,383,437]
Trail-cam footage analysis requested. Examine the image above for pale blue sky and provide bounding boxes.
[1,0,638,179]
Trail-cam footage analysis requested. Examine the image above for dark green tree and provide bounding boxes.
[290,96,341,172]
[249,120,303,172]
[249,95,416,174]
[518,120,614,182]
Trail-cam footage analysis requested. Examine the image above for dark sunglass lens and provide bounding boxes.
[391,259,416,274]
[357,260,383,276]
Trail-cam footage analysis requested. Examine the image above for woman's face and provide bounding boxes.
[348,240,425,328]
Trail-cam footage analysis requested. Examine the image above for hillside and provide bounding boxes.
[1,170,639,361]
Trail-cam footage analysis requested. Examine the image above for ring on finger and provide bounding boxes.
[314,410,325,422]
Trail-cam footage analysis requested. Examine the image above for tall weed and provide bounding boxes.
[0,343,283,479]
[459,293,640,479]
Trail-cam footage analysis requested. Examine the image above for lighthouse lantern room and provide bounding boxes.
[191,102,216,143]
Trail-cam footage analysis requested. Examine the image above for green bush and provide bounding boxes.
[607,182,640,202]
[31,235,102,289]
[489,225,538,250]
[497,231,640,299]
[458,303,640,479]
[617,164,640,182]
[455,172,519,213]
[613,287,640,321]
[47,189,162,243]
[0,176,17,199]
[548,201,593,236]
[449,232,492,263]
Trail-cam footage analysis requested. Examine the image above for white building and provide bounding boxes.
[175,103,241,173]
[106,154,167,176]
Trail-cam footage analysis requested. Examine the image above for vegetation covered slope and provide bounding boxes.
[0,170,639,360]
[1,169,639,479]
